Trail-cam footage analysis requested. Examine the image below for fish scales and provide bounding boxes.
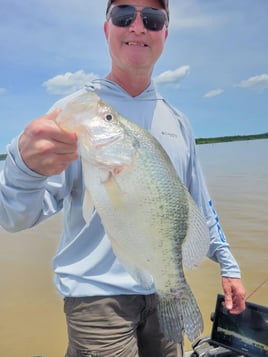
[92,123,187,290]
[57,92,210,343]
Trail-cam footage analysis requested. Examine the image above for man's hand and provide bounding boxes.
[222,277,246,314]
[19,109,78,176]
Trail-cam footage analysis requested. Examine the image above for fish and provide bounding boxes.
[56,91,210,343]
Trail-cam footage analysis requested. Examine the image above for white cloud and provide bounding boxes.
[0,88,7,95]
[203,89,224,98]
[237,74,268,91]
[43,70,99,95]
[154,66,190,86]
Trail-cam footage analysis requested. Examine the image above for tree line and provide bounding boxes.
[1,132,268,161]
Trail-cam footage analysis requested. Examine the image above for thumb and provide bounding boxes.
[47,108,62,121]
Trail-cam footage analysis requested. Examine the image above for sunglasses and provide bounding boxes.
[107,5,168,32]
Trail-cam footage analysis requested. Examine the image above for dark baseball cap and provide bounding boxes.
[106,0,169,20]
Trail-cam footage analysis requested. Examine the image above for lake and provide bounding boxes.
[0,139,267,356]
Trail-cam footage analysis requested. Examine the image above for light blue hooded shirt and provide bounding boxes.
[0,79,241,297]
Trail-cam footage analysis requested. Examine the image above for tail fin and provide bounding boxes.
[157,283,203,343]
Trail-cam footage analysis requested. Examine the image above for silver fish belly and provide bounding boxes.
[57,91,210,343]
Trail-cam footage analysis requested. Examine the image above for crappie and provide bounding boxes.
[57,91,210,343]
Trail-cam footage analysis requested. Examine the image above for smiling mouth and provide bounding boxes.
[126,41,148,47]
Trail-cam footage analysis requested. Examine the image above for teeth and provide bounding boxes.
[127,42,146,47]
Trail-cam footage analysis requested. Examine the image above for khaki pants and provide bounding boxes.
[64,294,183,357]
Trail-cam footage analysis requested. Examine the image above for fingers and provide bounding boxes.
[47,109,79,144]
[223,290,233,311]
[19,110,78,176]
[222,277,246,314]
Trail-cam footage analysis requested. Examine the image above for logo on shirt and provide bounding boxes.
[209,200,227,243]
[161,131,178,139]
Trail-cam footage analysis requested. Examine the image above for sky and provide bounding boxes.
[0,0,268,153]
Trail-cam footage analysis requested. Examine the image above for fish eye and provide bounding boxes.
[105,113,113,121]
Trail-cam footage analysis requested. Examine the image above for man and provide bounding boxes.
[0,0,246,356]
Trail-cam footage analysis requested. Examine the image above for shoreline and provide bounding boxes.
[195,132,268,145]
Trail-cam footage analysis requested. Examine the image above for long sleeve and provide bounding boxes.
[186,134,241,278]
[0,137,65,232]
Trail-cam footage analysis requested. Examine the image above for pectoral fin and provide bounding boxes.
[103,172,125,209]
[82,189,94,224]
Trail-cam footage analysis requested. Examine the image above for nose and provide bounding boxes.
[128,11,147,33]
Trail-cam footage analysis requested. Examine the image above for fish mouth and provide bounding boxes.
[80,131,122,150]
[79,129,139,169]
[93,134,122,150]
[80,134,136,169]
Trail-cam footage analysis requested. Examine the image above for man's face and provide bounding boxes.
[104,0,168,75]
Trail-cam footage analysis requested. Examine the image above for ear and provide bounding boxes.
[164,27,169,40]
[104,21,109,41]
